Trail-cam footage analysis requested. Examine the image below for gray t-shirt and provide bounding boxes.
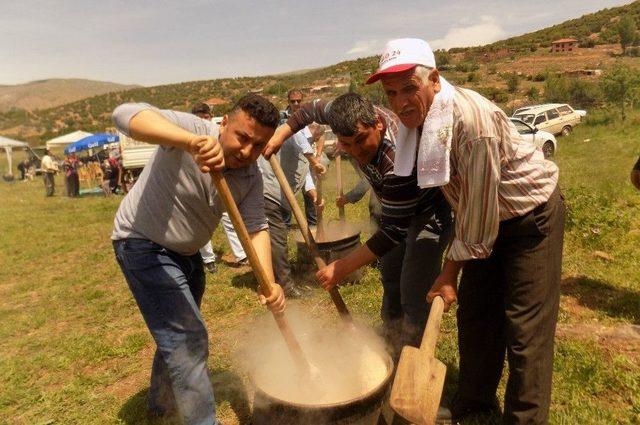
[111,103,267,255]
[259,130,313,209]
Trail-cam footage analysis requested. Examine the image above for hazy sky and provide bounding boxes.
[1,0,631,86]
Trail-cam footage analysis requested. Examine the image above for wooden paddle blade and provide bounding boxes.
[390,346,446,425]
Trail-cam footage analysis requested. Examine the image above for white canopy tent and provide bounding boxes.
[0,135,28,177]
[45,130,93,150]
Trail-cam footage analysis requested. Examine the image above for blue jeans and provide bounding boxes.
[113,238,218,425]
[379,203,452,359]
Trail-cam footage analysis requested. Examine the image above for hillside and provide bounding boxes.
[0,78,139,113]
[2,1,640,144]
[455,0,640,52]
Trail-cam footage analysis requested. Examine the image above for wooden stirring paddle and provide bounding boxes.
[268,156,352,325]
[210,171,313,375]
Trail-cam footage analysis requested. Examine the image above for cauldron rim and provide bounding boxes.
[293,224,362,249]
[250,349,394,410]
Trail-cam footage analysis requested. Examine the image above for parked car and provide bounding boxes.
[510,118,557,158]
[512,103,584,136]
[512,104,541,116]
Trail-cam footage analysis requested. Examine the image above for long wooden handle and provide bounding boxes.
[210,171,310,371]
[420,296,445,357]
[336,154,345,221]
[268,156,352,323]
[315,172,325,241]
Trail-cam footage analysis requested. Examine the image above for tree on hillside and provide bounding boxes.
[506,72,520,93]
[617,15,636,52]
[601,62,640,121]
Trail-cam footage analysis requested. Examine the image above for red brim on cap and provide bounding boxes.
[366,63,417,84]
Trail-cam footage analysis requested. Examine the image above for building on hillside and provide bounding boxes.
[551,38,578,53]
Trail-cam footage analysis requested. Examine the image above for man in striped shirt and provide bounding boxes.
[266,93,452,359]
[366,38,565,424]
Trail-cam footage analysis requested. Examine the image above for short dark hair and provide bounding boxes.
[191,102,211,115]
[229,94,280,129]
[287,89,303,100]
[326,93,377,136]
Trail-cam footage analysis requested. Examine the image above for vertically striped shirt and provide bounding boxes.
[288,100,448,258]
[437,87,559,261]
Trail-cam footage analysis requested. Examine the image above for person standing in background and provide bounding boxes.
[63,154,80,197]
[41,149,58,197]
[285,89,326,225]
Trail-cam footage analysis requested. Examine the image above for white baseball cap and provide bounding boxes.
[366,38,436,84]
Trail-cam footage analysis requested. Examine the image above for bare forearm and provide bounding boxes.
[315,135,325,157]
[128,110,195,150]
[338,244,377,275]
[250,230,276,284]
[442,258,465,280]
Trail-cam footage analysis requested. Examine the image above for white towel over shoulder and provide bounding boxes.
[393,76,455,188]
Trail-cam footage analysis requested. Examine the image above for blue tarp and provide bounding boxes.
[64,133,119,154]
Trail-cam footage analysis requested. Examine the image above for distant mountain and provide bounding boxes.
[0,78,140,112]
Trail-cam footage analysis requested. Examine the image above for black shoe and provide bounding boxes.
[204,261,217,274]
[450,396,501,422]
[284,286,304,299]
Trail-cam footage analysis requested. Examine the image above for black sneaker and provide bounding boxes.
[204,262,217,274]
[450,396,501,422]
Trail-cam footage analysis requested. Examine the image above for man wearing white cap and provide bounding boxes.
[366,38,565,424]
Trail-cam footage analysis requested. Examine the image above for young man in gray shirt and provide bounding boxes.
[111,94,285,425]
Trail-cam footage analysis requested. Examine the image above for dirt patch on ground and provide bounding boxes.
[557,323,640,360]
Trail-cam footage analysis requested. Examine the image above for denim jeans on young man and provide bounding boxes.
[113,238,220,425]
[379,202,452,360]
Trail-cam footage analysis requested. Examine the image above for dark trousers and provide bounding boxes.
[113,239,219,425]
[264,198,293,290]
[66,173,79,197]
[380,201,452,359]
[303,190,317,226]
[455,188,565,425]
[43,173,55,197]
[282,191,317,228]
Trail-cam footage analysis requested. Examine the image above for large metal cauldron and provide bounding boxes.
[252,351,394,425]
[294,222,363,283]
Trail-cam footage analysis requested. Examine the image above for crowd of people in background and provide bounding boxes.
[21,148,123,198]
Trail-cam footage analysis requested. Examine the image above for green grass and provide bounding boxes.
[1,112,639,424]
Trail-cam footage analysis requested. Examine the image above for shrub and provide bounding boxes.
[479,86,509,104]
[455,62,479,73]
[584,111,613,126]
[526,86,540,101]
[568,79,602,108]
[505,72,520,93]
[579,38,596,48]
[544,75,570,103]
[625,46,640,57]
[533,73,547,82]
[434,50,451,66]
[467,72,480,83]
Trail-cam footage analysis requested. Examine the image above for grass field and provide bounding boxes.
[1,114,639,424]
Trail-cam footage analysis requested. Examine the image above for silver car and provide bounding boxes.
[510,118,557,158]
